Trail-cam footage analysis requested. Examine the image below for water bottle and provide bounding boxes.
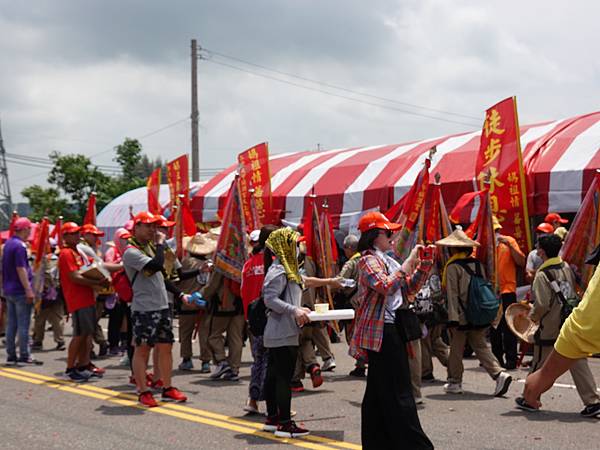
[189,291,207,308]
[340,278,356,288]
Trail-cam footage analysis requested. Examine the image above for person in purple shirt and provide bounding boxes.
[2,217,42,365]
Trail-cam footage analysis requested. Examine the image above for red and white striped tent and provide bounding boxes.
[191,111,600,231]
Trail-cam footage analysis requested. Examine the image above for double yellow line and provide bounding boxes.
[0,367,360,450]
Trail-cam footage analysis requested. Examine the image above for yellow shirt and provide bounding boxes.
[555,264,600,359]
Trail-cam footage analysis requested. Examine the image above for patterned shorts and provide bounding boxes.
[131,309,174,346]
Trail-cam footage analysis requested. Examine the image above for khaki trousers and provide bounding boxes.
[32,301,65,345]
[408,339,422,398]
[207,313,245,372]
[421,324,449,377]
[178,312,204,360]
[312,324,334,360]
[447,328,503,383]
[531,344,600,406]
[93,301,107,345]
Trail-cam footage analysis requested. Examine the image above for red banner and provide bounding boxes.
[147,167,162,215]
[32,218,50,302]
[167,154,190,210]
[50,216,63,249]
[475,97,531,253]
[561,171,600,290]
[83,193,96,225]
[238,143,272,230]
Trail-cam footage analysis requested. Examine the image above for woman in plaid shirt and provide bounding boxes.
[350,212,434,450]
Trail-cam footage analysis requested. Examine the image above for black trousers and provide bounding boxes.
[264,345,298,423]
[363,324,433,450]
[107,301,128,348]
[490,292,517,367]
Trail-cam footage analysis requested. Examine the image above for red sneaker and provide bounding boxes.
[162,386,187,402]
[139,391,159,408]
[87,363,106,376]
[310,365,323,389]
[145,372,154,386]
[263,415,279,432]
[291,381,305,393]
[150,379,164,390]
[275,421,310,438]
[129,375,136,385]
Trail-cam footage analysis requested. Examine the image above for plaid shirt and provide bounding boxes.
[349,249,431,359]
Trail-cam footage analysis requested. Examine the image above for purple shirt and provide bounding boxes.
[2,236,32,296]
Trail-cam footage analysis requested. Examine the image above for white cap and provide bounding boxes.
[249,230,260,242]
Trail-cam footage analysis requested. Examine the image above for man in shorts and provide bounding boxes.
[123,211,187,407]
[59,222,110,381]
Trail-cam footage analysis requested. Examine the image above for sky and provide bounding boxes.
[2,0,599,202]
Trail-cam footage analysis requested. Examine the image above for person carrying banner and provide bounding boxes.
[515,234,600,417]
[176,232,215,372]
[350,211,433,450]
[59,222,109,380]
[261,227,311,438]
[435,227,512,397]
[123,211,187,407]
[31,238,65,351]
[490,217,525,370]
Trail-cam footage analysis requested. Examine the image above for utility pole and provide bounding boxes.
[0,120,13,228]
[191,39,200,182]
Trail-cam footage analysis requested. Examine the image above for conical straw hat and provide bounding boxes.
[505,303,538,344]
[435,226,480,247]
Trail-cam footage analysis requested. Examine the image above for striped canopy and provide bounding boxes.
[191,111,600,231]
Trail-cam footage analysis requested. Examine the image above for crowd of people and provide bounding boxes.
[2,208,600,448]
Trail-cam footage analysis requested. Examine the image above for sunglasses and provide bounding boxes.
[379,230,393,238]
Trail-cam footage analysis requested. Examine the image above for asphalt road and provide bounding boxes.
[1,318,599,449]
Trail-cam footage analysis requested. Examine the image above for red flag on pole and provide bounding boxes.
[147,167,162,215]
[475,97,532,253]
[8,211,19,237]
[83,192,96,225]
[32,217,50,306]
[167,155,190,211]
[238,143,273,229]
[50,216,63,248]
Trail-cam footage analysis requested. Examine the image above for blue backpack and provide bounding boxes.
[454,259,499,326]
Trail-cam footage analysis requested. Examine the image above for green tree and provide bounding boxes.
[21,185,73,222]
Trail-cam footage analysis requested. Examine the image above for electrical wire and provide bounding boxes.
[201,47,482,122]
[203,58,479,128]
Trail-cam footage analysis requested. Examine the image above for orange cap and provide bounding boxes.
[61,222,81,234]
[81,223,105,236]
[133,211,161,225]
[536,222,554,234]
[358,211,401,233]
[157,215,176,228]
[544,213,568,224]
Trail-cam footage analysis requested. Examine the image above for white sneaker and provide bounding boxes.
[444,382,463,394]
[493,372,512,397]
[321,357,336,372]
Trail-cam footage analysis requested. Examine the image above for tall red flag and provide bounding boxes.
[167,155,190,212]
[238,143,273,229]
[83,192,96,225]
[475,97,531,252]
[561,171,600,290]
[32,217,50,307]
[8,211,19,237]
[147,167,162,215]
[50,216,63,249]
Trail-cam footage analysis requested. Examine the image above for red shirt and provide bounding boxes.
[59,247,96,313]
[241,252,265,319]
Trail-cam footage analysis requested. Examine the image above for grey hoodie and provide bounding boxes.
[262,262,302,348]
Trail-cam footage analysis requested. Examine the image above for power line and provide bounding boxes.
[200,47,483,125]
[203,58,479,128]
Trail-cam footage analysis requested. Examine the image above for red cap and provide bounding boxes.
[61,222,81,234]
[157,215,176,228]
[133,211,161,225]
[536,223,554,234]
[114,228,132,240]
[297,235,306,243]
[13,217,32,231]
[545,213,568,224]
[358,211,401,233]
[124,220,134,232]
[81,224,105,236]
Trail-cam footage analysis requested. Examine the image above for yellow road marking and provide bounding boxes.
[0,367,361,450]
